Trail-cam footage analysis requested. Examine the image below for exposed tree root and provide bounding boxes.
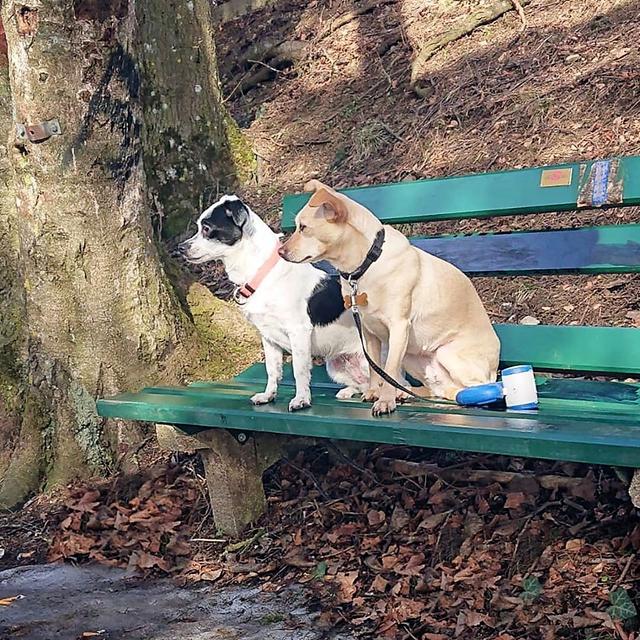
[231,40,309,95]
[512,0,528,31]
[630,469,640,508]
[227,37,284,73]
[213,0,279,24]
[377,31,402,57]
[410,0,532,97]
[225,0,399,94]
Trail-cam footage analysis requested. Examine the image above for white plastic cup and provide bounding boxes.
[501,365,538,409]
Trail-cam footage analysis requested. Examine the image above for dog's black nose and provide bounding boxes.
[177,242,187,254]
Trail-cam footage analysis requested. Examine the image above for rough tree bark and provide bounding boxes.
[0,43,26,498]
[137,0,254,237]
[0,0,259,507]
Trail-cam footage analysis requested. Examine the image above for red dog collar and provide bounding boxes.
[233,242,282,304]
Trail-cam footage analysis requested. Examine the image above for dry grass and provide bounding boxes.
[351,121,394,164]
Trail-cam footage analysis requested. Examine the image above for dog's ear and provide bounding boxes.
[304,179,322,192]
[308,187,347,223]
[224,198,249,229]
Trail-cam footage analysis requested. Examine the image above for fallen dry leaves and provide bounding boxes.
[183,447,640,639]
[49,449,640,639]
[49,463,205,573]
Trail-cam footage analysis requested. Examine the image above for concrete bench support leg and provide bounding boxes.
[155,424,284,537]
[630,469,640,509]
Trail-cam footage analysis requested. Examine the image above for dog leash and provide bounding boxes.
[346,278,437,404]
[340,229,439,405]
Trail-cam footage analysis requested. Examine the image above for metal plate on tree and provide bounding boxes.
[16,119,62,143]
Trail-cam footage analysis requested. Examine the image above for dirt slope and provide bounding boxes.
[213,0,640,327]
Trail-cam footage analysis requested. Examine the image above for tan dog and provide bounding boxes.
[279,180,500,416]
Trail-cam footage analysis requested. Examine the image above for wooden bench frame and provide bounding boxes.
[98,155,640,536]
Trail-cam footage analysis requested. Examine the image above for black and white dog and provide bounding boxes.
[179,195,368,411]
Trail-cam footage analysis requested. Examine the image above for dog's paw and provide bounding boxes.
[396,389,413,403]
[289,396,312,412]
[251,391,276,405]
[335,386,358,400]
[361,388,380,403]
[372,398,396,416]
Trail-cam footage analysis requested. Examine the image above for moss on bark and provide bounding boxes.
[162,283,260,385]
[0,393,44,507]
[0,51,26,490]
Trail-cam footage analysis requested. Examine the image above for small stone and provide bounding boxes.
[565,54,582,63]
[519,315,540,325]
[629,470,640,508]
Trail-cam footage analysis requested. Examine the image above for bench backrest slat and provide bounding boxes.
[497,325,640,375]
[411,224,640,275]
[281,155,640,231]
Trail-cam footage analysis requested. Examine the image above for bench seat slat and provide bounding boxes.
[96,383,640,467]
[496,324,640,374]
[140,382,639,421]
[189,362,640,402]
[187,365,640,411]
[411,224,640,275]
[281,156,640,230]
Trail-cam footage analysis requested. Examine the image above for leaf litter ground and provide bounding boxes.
[6,446,637,640]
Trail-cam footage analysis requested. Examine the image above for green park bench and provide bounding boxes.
[97,155,640,536]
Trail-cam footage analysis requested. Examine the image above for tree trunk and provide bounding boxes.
[0,42,27,496]
[137,0,254,238]
[0,0,258,507]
